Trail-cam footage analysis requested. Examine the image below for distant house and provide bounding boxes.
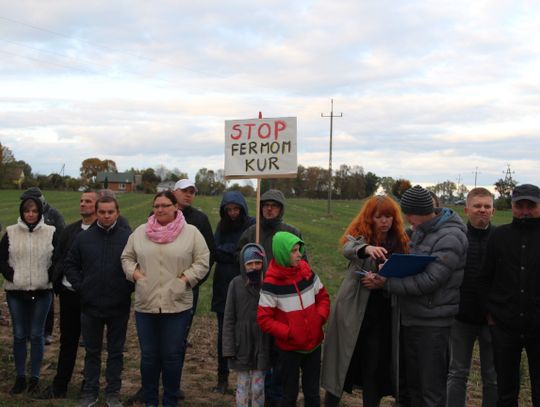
[156,181,176,192]
[96,172,135,192]
[3,166,25,189]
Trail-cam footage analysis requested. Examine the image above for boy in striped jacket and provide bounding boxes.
[257,231,330,406]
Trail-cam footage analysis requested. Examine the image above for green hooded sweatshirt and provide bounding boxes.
[272,231,305,267]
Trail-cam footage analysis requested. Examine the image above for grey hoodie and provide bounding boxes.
[386,208,468,326]
[236,189,304,262]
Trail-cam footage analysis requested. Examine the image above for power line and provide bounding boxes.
[0,15,225,79]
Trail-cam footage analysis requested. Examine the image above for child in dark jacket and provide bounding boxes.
[257,231,330,407]
[223,243,271,407]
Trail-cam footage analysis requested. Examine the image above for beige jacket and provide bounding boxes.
[121,223,209,313]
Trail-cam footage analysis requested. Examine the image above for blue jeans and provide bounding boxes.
[6,290,52,378]
[447,320,497,407]
[136,310,191,407]
[80,312,129,397]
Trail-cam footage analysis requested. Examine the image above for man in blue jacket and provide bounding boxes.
[65,196,133,407]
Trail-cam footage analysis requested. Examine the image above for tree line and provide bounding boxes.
[0,145,518,207]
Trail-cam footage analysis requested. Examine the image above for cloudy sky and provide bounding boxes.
[1,0,539,188]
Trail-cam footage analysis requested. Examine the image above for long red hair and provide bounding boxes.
[340,195,409,253]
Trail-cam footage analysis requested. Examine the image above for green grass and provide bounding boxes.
[0,190,514,303]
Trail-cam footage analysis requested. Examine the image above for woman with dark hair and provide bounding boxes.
[0,197,57,395]
[321,195,409,407]
[122,191,210,407]
[211,191,255,393]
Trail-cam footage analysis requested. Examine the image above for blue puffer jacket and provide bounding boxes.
[211,191,255,313]
[386,208,468,327]
[65,222,134,318]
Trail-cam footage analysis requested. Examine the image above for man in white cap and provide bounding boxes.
[479,183,540,406]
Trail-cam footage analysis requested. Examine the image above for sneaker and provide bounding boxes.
[125,387,144,405]
[39,384,67,399]
[45,335,54,345]
[9,376,26,395]
[27,377,41,395]
[76,394,98,407]
[106,394,124,407]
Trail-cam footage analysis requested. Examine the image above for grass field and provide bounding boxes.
[0,189,514,302]
[0,190,530,406]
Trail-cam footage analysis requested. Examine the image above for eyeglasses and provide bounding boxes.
[262,202,280,209]
[153,204,174,209]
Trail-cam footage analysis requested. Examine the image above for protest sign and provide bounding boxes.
[224,117,297,179]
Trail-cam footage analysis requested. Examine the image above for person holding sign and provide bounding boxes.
[368,185,468,407]
[322,195,410,407]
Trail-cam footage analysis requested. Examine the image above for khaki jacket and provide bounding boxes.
[122,223,209,313]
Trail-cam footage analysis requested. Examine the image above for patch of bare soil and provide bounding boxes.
[0,294,491,406]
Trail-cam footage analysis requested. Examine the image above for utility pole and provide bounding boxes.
[472,166,480,187]
[321,99,343,216]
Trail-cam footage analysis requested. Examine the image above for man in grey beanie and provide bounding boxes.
[367,185,468,407]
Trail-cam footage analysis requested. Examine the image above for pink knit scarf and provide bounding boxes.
[145,210,185,244]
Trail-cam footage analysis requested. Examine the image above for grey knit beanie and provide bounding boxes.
[400,185,434,215]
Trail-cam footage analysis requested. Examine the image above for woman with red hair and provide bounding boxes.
[321,195,409,407]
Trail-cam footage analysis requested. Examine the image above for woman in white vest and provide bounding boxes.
[0,196,57,396]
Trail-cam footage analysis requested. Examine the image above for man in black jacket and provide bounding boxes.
[40,190,99,399]
[65,196,133,407]
[479,184,540,406]
[447,188,497,407]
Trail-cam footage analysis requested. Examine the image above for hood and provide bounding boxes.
[239,243,268,289]
[19,197,44,232]
[219,191,249,218]
[421,207,466,235]
[260,189,285,219]
[272,231,304,267]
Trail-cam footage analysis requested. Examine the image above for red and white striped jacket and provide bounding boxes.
[257,259,330,352]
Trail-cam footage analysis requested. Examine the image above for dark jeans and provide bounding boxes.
[80,312,129,397]
[136,310,190,407]
[280,346,321,407]
[403,326,450,407]
[216,312,228,375]
[447,320,497,407]
[52,289,81,392]
[490,324,540,407]
[6,290,52,377]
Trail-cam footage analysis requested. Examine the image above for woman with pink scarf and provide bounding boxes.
[122,190,209,407]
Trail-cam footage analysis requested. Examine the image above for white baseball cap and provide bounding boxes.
[174,179,198,192]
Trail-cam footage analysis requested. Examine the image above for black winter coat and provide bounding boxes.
[211,191,255,313]
[182,205,215,285]
[479,217,540,333]
[65,223,133,318]
[456,222,495,325]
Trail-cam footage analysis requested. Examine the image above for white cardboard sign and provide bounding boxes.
[224,117,297,179]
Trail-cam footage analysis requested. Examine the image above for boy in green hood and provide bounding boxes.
[257,231,330,406]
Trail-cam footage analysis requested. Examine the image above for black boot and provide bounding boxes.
[10,376,27,395]
[27,376,41,395]
[325,391,341,407]
[212,373,229,394]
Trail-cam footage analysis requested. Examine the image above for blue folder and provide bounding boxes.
[379,253,437,278]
